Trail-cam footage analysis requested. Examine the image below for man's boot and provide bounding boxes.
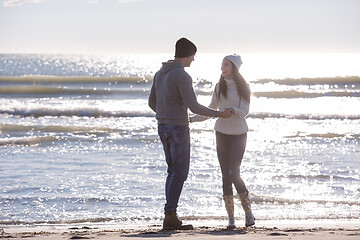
[163,211,182,230]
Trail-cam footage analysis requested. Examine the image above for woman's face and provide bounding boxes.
[221,58,233,79]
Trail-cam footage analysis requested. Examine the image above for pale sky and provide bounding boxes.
[0,0,359,54]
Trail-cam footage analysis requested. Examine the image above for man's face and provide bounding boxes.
[184,54,195,67]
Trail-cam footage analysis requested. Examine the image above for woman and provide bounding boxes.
[190,54,255,228]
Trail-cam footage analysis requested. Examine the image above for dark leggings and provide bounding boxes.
[216,131,248,196]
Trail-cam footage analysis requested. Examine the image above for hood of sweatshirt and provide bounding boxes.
[159,60,184,74]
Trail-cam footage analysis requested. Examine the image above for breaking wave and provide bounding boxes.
[0,123,122,133]
[0,86,150,96]
[0,109,154,118]
[0,76,150,83]
[1,194,359,225]
[0,136,58,146]
[1,108,359,120]
[253,90,360,98]
[1,109,359,120]
[254,76,360,85]
[248,112,360,120]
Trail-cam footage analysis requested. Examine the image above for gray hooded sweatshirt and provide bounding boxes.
[148,60,219,125]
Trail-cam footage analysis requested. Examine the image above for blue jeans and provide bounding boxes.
[158,124,190,212]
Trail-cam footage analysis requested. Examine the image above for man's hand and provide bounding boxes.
[218,108,233,118]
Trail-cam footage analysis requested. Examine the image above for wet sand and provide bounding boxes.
[1,219,359,239]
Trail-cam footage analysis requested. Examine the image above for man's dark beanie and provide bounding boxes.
[175,37,197,58]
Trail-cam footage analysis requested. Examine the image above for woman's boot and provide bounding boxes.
[238,191,255,227]
[223,195,236,229]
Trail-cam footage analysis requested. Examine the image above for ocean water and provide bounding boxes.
[0,53,360,225]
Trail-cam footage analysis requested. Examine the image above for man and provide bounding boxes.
[148,37,232,230]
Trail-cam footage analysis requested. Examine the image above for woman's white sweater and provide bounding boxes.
[191,78,249,135]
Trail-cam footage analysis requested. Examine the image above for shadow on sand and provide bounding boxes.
[121,226,249,238]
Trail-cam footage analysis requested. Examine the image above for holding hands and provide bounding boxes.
[189,108,234,123]
[218,108,234,118]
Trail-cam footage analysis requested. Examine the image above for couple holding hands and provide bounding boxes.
[148,37,254,230]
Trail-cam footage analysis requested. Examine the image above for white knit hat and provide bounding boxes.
[224,54,242,69]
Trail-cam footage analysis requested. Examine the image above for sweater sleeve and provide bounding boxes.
[191,84,219,122]
[148,76,156,113]
[177,73,219,118]
[232,99,249,118]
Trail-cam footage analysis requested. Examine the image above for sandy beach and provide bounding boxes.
[1,220,359,239]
